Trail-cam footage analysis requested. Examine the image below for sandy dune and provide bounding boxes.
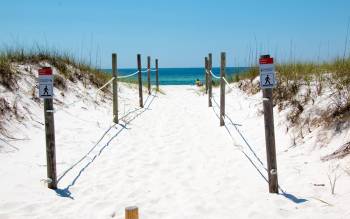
[0,84,349,219]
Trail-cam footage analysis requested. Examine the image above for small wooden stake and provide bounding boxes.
[155,59,159,91]
[147,56,151,95]
[205,57,208,94]
[137,54,143,108]
[220,52,226,126]
[208,53,212,107]
[112,53,118,124]
[125,206,139,219]
[44,98,57,189]
[261,54,279,193]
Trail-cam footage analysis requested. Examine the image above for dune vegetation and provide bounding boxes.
[231,57,350,129]
[0,47,112,92]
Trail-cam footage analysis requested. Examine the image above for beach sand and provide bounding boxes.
[0,78,349,218]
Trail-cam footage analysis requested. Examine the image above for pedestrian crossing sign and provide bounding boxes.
[259,57,276,89]
[38,67,54,99]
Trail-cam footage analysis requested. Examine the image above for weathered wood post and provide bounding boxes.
[220,52,226,126]
[112,53,118,124]
[137,54,144,108]
[204,57,208,94]
[147,56,151,95]
[208,53,212,107]
[44,98,57,189]
[260,54,278,193]
[39,67,57,189]
[155,59,159,91]
[125,206,139,219]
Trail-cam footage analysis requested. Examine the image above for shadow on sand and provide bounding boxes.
[210,96,307,204]
[55,94,157,199]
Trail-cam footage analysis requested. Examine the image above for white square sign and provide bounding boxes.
[259,57,276,89]
[38,67,54,99]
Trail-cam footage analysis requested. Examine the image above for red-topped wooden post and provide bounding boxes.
[259,54,278,193]
[38,67,57,189]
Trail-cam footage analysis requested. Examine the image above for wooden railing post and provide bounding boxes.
[39,67,57,190]
[208,53,212,107]
[137,54,143,108]
[155,59,159,91]
[44,98,57,189]
[147,56,151,95]
[260,54,279,193]
[125,206,139,219]
[220,52,226,126]
[112,53,118,124]
[263,88,278,193]
[204,57,208,94]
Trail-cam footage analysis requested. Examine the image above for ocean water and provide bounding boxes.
[102,67,249,85]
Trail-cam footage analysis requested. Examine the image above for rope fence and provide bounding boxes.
[96,77,115,92]
[205,69,268,104]
[117,71,139,79]
[52,77,116,114]
[56,92,157,184]
[117,68,157,79]
[203,52,280,194]
[40,53,160,190]
[207,70,221,79]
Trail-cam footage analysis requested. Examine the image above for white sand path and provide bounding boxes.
[1,85,349,219]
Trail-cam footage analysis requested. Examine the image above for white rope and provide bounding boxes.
[96,77,115,93]
[54,77,115,113]
[53,65,157,114]
[209,72,269,102]
[150,69,157,72]
[222,77,234,90]
[210,70,221,79]
[117,71,138,79]
[117,68,153,78]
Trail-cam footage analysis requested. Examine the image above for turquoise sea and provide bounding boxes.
[103,67,249,85]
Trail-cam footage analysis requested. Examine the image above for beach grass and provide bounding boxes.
[235,57,350,84]
[234,57,350,126]
[0,47,112,91]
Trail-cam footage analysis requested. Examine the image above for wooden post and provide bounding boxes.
[155,59,159,91]
[204,57,208,94]
[261,54,279,193]
[112,53,118,124]
[147,56,151,95]
[125,206,139,219]
[137,54,143,108]
[208,53,212,107]
[220,52,226,126]
[44,98,57,189]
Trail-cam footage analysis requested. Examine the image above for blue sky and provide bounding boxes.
[1,0,349,68]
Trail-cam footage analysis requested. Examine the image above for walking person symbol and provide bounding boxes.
[43,85,49,96]
[264,74,272,86]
